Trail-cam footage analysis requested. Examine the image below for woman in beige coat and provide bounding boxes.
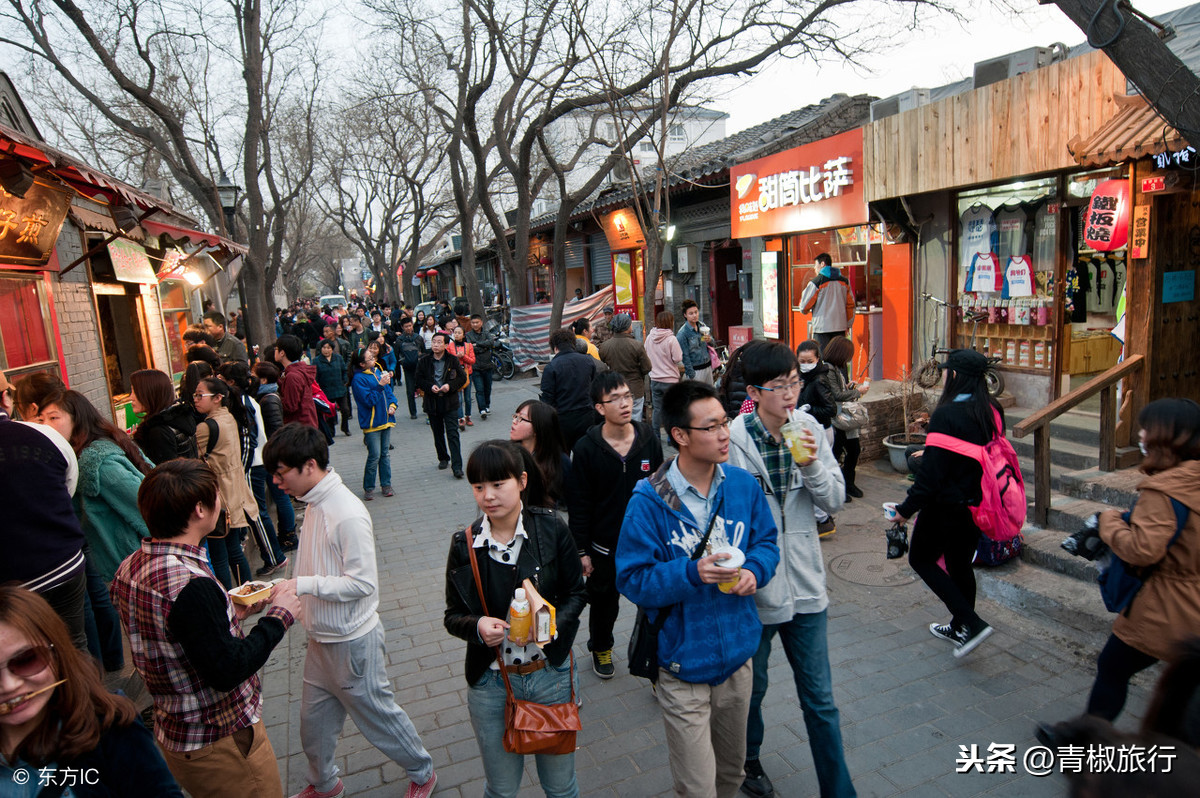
[1088,397,1200,721]
[192,376,258,589]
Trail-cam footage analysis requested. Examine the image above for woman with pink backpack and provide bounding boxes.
[886,349,1006,658]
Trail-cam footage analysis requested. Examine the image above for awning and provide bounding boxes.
[68,206,144,241]
[140,218,248,256]
[1067,94,1193,168]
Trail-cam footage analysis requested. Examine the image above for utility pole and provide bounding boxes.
[1044,0,1200,141]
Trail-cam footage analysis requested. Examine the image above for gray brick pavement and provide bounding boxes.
[254,377,1158,797]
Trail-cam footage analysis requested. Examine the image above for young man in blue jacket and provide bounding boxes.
[728,340,854,798]
[616,381,779,798]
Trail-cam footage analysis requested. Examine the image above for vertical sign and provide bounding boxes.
[761,251,779,339]
[612,252,635,314]
[1130,205,1150,259]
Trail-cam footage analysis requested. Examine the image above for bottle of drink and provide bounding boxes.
[508,588,532,643]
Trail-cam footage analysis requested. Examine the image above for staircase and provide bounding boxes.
[971,405,1143,649]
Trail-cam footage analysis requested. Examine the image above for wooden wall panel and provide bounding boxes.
[863,50,1126,200]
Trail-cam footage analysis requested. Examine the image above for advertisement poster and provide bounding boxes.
[613,252,635,313]
[761,251,779,339]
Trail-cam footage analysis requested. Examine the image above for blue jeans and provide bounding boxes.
[267,476,296,537]
[472,370,493,412]
[363,427,392,491]
[467,662,579,798]
[207,527,252,590]
[747,610,855,798]
[249,465,286,563]
[83,556,124,671]
[459,383,473,418]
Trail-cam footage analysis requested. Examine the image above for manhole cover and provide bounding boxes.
[828,551,918,587]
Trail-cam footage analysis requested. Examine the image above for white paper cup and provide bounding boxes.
[712,545,746,593]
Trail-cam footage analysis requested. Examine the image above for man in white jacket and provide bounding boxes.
[267,424,437,798]
[726,341,855,798]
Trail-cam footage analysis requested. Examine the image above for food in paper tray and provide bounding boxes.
[229,581,272,605]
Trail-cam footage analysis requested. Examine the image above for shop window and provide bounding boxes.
[788,226,882,311]
[954,177,1059,372]
[158,279,191,379]
[0,273,57,376]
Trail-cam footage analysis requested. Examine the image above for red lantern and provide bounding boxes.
[426,268,439,277]
[416,270,427,278]
[539,255,552,266]
[1083,179,1130,252]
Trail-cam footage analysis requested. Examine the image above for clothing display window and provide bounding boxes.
[955,177,1058,371]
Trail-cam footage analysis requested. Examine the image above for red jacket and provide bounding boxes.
[280,362,318,427]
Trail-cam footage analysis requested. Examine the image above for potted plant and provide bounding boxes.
[883,366,930,473]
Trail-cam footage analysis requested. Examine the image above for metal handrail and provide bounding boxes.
[1013,354,1144,525]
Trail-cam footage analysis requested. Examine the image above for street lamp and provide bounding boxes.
[216,171,253,351]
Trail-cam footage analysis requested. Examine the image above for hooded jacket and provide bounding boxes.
[599,333,652,399]
[799,270,855,333]
[645,327,684,383]
[350,365,397,432]
[1100,459,1200,661]
[75,438,149,582]
[314,351,348,399]
[255,383,284,437]
[728,411,844,623]
[799,361,837,428]
[567,421,663,555]
[133,402,198,465]
[615,461,779,684]
[279,361,318,427]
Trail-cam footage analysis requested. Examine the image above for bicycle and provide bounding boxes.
[914,293,1005,398]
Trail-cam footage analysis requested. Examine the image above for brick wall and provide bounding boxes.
[54,266,110,412]
[856,383,934,462]
[140,283,170,372]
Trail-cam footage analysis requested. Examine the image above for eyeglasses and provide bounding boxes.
[753,381,802,394]
[512,414,531,424]
[193,392,216,400]
[680,418,732,434]
[1,645,53,678]
[598,393,634,406]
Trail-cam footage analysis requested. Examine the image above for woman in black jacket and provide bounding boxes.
[131,369,197,464]
[444,441,586,798]
[891,349,1002,658]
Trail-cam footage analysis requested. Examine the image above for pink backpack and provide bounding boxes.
[924,408,1026,543]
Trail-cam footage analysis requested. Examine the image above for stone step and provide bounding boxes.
[1018,520,1104,582]
[1056,466,1142,508]
[976,556,1113,651]
[1005,405,1107,447]
[1011,434,1101,471]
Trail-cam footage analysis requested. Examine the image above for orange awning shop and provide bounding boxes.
[1067,94,1193,167]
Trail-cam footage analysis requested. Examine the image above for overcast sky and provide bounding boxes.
[715,0,1187,134]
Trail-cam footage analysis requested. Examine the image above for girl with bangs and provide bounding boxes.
[0,585,182,796]
[1086,398,1200,721]
[443,441,586,798]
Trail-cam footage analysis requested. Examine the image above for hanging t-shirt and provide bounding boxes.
[1107,256,1126,311]
[1003,256,1034,298]
[1065,259,1090,322]
[995,203,1030,266]
[1032,200,1059,274]
[1091,257,1114,314]
[967,252,1001,294]
[959,204,997,267]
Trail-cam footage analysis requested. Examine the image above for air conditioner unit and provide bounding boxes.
[869,88,930,122]
[675,245,698,274]
[610,159,631,183]
[972,47,1053,90]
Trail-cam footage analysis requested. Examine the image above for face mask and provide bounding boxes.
[1139,440,1148,456]
[799,362,817,373]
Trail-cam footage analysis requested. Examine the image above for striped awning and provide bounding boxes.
[1067,94,1192,168]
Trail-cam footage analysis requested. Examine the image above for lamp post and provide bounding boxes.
[216,171,252,351]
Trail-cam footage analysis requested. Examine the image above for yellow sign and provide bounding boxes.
[613,252,634,312]
[601,209,646,250]
[1130,204,1150,259]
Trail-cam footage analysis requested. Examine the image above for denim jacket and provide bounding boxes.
[676,322,708,377]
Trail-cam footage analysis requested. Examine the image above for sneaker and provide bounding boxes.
[458,418,466,430]
[928,622,961,644]
[466,417,474,426]
[279,534,299,552]
[410,414,419,420]
[453,470,464,479]
[847,484,863,498]
[741,758,775,798]
[256,557,289,578]
[382,486,395,497]
[953,624,994,658]
[290,780,344,798]
[592,649,615,679]
[438,460,450,470]
[817,518,837,538]
[363,490,375,501]
[405,771,437,798]
[481,408,489,418]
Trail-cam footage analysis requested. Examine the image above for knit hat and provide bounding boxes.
[602,305,614,314]
[941,349,990,377]
[611,313,632,333]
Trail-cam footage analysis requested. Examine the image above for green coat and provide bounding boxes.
[75,439,149,582]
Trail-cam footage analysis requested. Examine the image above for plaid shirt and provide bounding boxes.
[746,410,792,500]
[111,539,265,752]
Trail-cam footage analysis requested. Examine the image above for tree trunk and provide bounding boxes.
[241,257,274,351]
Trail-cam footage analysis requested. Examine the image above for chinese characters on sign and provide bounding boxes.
[755,157,853,213]
[1082,179,1130,252]
[1152,146,1195,169]
[1130,205,1150,259]
[0,168,73,267]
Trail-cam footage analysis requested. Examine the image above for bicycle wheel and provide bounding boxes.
[494,353,515,380]
[915,360,942,389]
[985,369,1005,398]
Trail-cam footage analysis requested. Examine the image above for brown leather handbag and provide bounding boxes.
[466,527,581,756]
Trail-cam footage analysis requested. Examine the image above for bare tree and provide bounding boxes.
[0,0,325,346]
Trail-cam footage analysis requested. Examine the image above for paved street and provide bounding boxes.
[258,377,1157,798]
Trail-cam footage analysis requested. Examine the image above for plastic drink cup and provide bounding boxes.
[780,420,816,463]
[883,502,900,522]
[712,545,746,593]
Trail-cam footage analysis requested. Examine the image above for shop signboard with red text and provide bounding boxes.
[730,128,867,239]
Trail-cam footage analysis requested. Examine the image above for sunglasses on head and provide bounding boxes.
[1,645,52,678]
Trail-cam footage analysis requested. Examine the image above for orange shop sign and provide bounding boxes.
[600,208,646,250]
[729,128,867,239]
